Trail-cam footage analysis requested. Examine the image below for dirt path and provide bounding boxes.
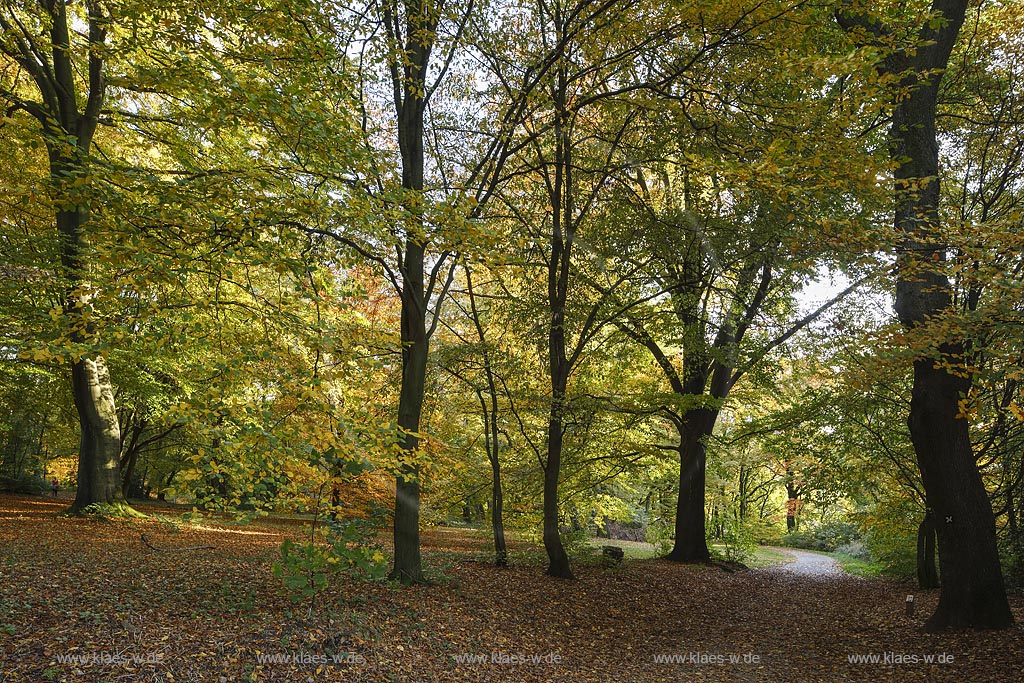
[772,547,846,577]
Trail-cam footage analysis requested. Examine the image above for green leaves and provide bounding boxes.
[272,518,388,605]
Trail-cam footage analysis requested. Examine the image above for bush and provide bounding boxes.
[862,526,916,578]
[645,519,674,555]
[999,532,1024,591]
[780,529,818,550]
[561,526,593,559]
[0,474,51,495]
[710,517,757,564]
[813,521,860,550]
[273,516,387,605]
[835,541,871,560]
[781,520,861,552]
[747,520,784,546]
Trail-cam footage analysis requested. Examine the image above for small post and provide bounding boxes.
[905,594,915,617]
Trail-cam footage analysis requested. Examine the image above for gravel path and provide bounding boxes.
[773,547,846,577]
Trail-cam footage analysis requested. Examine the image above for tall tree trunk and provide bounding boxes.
[738,464,748,521]
[666,409,714,562]
[8,1,131,514]
[872,0,1012,630]
[157,469,178,502]
[917,509,940,589]
[785,471,801,532]
[69,354,124,511]
[906,357,1010,627]
[119,417,150,499]
[543,361,573,578]
[58,189,125,514]
[386,0,437,585]
[540,49,574,579]
[391,240,428,584]
[490,456,507,567]
[466,265,508,567]
[481,387,507,567]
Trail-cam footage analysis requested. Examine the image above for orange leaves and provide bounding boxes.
[2,500,1022,682]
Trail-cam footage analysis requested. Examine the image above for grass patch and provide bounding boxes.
[746,546,795,569]
[831,552,887,578]
[587,538,660,560]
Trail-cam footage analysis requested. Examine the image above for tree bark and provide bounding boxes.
[119,419,146,499]
[482,389,507,567]
[543,286,573,576]
[917,509,940,589]
[666,408,714,562]
[69,354,124,511]
[906,353,1011,627]
[25,2,128,515]
[878,0,1012,630]
[539,47,574,579]
[391,240,429,584]
[785,470,801,532]
[385,0,438,585]
[465,266,508,567]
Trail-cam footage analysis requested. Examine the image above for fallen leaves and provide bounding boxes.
[0,493,1022,682]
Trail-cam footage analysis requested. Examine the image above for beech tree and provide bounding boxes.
[605,1,881,563]
[838,0,1013,630]
[0,0,131,513]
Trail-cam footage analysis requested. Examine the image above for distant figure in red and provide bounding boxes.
[50,478,59,497]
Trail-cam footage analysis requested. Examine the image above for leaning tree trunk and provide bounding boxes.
[886,0,1012,630]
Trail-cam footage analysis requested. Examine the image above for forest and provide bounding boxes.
[2,0,1024,680]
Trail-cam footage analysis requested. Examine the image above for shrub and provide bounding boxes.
[747,520,784,546]
[0,474,50,495]
[273,516,387,606]
[835,541,871,560]
[781,520,861,552]
[813,520,860,550]
[645,519,674,555]
[999,532,1024,591]
[713,517,757,564]
[561,526,593,559]
[780,530,818,550]
[862,526,916,578]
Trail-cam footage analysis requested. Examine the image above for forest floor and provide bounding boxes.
[2,494,1023,683]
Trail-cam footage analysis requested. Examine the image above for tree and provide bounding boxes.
[0,0,132,513]
[838,0,1013,630]
[437,263,509,565]
[484,0,670,578]
[327,0,516,584]
[608,1,881,562]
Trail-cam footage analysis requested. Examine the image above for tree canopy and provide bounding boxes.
[3,0,1023,633]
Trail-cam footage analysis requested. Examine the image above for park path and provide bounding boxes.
[773,548,846,577]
